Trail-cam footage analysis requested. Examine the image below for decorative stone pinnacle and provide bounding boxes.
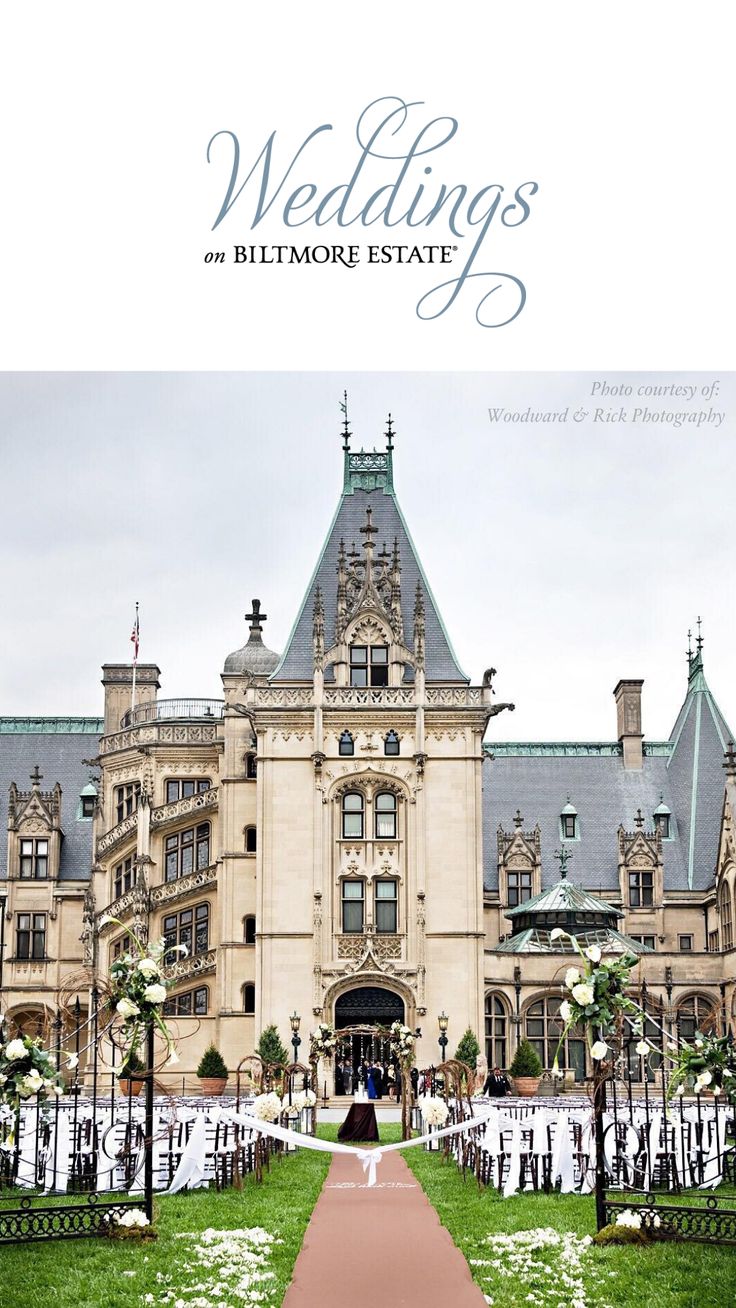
[724,741,736,779]
[513,808,524,829]
[554,847,571,878]
[360,506,377,552]
[30,765,43,787]
[634,808,644,828]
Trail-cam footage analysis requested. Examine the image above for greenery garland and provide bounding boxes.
[549,930,645,1069]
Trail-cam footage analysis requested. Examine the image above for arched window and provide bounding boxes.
[338,731,354,757]
[677,994,717,1043]
[719,883,733,951]
[245,826,257,855]
[384,730,400,757]
[243,983,256,1015]
[245,753,257,780]
[375,792,397,839]
[484,993,508,1069]
[342,792,364,839]
[244,915,256,945]
[526,994,586,1080]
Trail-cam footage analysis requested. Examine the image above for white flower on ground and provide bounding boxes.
[559,1000,572,1022]
[615,1209,642,1229]
[142,983,167,1004]
[114,1208,149,1228]
[635,1040,650,1056]
[590,1041,608,1060]
[116,997,140,1019]
[564,967,580,989]
[571,983,594,1007]
[4,1039,27,1061]
[137,958,160,978]
[584,944,602,963]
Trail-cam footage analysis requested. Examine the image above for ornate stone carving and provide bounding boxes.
[150,864,217,907]
[100,722,219,756]
[254,687,314,708]
[323,687,414,707]
[425,687,483,706]
[162,949,216,983]
[80,886,97,967]
[97,809,138,859]
[336,932,402,961]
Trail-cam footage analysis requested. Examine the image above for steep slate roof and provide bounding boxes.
[0,719,102,882]
[483,652,733,896]
[271,442,467,684]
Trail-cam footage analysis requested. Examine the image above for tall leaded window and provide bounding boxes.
[165,778,210,804]
[507,869,532,907]
[163,986,208,1017]
[163,903,209,957]
[19,838,49,879]
[629,868,654,907]
[17,913,46,960]
[350,644,388,687]
[338,731,354,756]
[115,782,140,825]
[342,880,364,933]
[719,883,733,951]
[375,880,398,933]
[375,792,397,839]
[485,994,508,1068]
[165,823,210,881]
[113,855,136,899]
[342,792,364,839]
[526,994,586,1080]
[677,995,716,1043]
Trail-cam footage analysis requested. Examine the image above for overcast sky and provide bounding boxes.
[0,371,732,743]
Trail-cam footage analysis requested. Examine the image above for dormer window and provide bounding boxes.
[20,839,48,879]
[560,801,578,840]
[339,731,355,757]
[81,796,96,818]
[350,644,388,687]
[78,782,98,820]
[653,800,672,839]
[384,731,400,756]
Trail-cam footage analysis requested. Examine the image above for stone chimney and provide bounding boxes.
[613,679,644,770]
[101,664,160,737]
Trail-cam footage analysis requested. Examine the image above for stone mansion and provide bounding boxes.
[1,425,735,1084]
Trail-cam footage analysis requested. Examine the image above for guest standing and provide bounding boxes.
[483,1067,512,1097]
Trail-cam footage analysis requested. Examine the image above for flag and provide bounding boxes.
[130,604,140,663]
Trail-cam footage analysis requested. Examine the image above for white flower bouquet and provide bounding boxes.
[252,1091,282,1122]
[102,916,183,1067]
[420,1095,449,1127]
[549,929,642,1071]
[309,1022,337,1061]
[389,1021,416,1062]
[0,1032,64,1133]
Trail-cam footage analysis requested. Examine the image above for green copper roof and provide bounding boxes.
[505,877,623,920]
[0,717,103,734]
[494,926,653,955]
[484,741,672,758]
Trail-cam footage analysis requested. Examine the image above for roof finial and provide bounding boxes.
[513,808,524,829]
[687,627,693,664]
[245,600,266,637]
[554,847,571,879]
[634,807,644,828]
[385,412,395,453]
[696,614,703,654]
[724,741,736,781]
[339,391,351,452]
[30,765,43,788]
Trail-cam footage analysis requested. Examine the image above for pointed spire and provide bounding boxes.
[385,412,395,453]
[312,585,325,664]
[554,847,571,879]
[339,390,351,453]
[413,580,425,670]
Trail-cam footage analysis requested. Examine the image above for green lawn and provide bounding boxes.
[1,1126,735,1308]
[402,1140,736,1308]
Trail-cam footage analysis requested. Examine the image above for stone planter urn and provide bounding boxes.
[512,1076,541,1098]
[198,1075,228,1096]
[118,1077,144,1098]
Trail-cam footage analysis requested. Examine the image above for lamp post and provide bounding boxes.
[438,1011,449,1063]
[290,1011,301,1064]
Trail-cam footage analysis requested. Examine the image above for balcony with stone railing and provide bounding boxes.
[254,685,484,709]
[162,949,216,984]
[96,809,139,860]
[150,785,218,831]
[150,864,217,908]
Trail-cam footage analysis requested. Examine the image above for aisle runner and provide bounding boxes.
[283,1151,486,1308]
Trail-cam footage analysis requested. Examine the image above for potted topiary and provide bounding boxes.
[118,1048,146,1098]
[197,1044,229,1095]
[509,1039,543,1097]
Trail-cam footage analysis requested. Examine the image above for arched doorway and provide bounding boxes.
[332,986,406,1098]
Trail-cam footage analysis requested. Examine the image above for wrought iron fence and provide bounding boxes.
[120,699,225,729]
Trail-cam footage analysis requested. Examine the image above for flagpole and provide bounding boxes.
[131,601,139,712]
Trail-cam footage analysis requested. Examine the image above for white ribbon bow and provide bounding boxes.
[356,1148,383,1187]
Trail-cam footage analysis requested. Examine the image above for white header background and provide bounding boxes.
[1,1,734,370]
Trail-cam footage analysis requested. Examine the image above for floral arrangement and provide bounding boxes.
[309,1021,337,1061]
[281,1087,316,1117]
[0,1033,64,1132]
[389,1021,416,1062]
[252,1091,282,1122]
[420,1095,449,1127]
[665,1031,736,1102]
[101,916,184,1067]
[549,930,643,1067]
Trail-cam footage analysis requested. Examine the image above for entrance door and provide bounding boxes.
[333,987,406,1097]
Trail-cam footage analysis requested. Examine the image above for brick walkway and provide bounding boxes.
[283,1149,486,1308]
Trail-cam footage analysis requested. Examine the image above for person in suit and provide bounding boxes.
[373,1063,384,1099]
[335,1061,345,1095]
[343,1061,353,1095]
[483,1066,512,1097]
[410,1066,419,1100]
